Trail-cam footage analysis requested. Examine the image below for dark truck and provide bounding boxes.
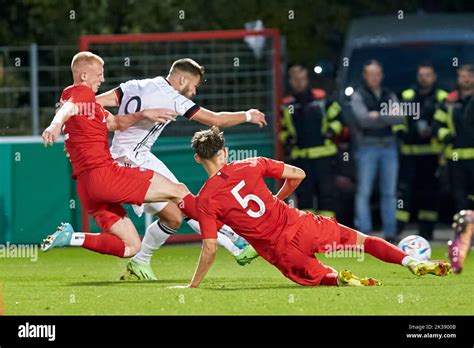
[334,13,474,228]
[338,13,474,99]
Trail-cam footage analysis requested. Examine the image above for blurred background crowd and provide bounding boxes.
[281,61,474,242]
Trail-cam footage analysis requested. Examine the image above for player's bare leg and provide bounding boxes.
[144,173,190,204]
[448,210,474,273]
[107,217,142,257]
[125,203,182,280]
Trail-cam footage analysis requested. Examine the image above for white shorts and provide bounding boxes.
[114,152,179,216]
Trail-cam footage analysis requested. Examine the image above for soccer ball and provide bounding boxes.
[397,235,432,261]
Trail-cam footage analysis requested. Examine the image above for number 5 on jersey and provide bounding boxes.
[231,180,265,218]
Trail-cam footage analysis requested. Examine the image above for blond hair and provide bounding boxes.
[71,51,104,74]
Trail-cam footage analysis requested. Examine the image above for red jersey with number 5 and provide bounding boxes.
[60,84,114,178]
[196,157,306,263]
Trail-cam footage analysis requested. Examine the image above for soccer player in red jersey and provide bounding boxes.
[40,52,190,258]
[174,127,451,288]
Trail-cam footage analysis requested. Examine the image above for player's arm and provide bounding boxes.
[192,107,267,128]
[275,164,306,201]
[42,102,78,146]
[189,204,220,288]
[106,108,178,131]
[189,238,218,288]
[96,88,120,107]
[171,200,219,289]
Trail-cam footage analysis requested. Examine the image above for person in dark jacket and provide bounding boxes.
[280,65,343,217]
[433,64,474,212]
[350,60,404,242]
[396,62,448,240]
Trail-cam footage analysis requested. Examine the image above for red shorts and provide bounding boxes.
[76,164,154,232]
[274,213,358,286]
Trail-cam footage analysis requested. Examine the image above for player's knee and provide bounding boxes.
[160,214,182,230]
[356,232,367,246]
[172,183,190,203]
[124,239,142,257]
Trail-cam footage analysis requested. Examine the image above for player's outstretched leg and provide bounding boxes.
[448,209,473,273]
[41,217,142,258]
[337,223,451,277]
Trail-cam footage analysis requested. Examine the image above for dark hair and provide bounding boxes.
[363,59,383,71]
[417,61,435,71]
[191,126,225,159]
[458,64,474,74]
[288,65,308,76]
[170,58,205,80]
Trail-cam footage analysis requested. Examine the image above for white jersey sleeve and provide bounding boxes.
[115,77,200,119]
[110,77,201,159]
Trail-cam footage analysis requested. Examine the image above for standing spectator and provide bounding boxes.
[396,62,448,241]
[433,64,474,212]
[350,60,404,241]
[280,65,343,217]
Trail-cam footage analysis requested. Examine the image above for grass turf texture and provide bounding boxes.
[0,244,471,315]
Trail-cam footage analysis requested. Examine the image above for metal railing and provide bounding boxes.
[1,37,279,137]
[0,45,77,135]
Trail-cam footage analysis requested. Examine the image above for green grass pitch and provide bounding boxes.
[0,244,472,315]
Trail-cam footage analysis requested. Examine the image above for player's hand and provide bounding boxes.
[247,109,267,128]
[42,123,62,147]
[167,284,194,289]
[142,108,178,123]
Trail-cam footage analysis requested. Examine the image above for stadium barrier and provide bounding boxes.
[0,134,273,244]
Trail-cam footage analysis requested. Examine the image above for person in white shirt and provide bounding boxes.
[97,58,267,280]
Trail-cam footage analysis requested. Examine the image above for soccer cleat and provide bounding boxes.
[41,222,74,252]
[406,260,451,277]
[233,236,249,250]
[122,259,157,281]
[235,244,259,266]
[448,210,473,273]
[337,270,381,286]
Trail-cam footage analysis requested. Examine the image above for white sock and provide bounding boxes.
[218,224,239,243]
[185,218,201,234]
[402,255,418,266]
[133,220,176,265]
[185,218,241,256]
[217,233,241,256]
[70,232,86,246]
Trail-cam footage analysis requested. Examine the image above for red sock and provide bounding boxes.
[82,233,125,257]
[320,272,338,286]
[179,193,224,229]
[364,236,406,265]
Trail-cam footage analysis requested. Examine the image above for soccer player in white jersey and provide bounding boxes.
[97,58,266,280]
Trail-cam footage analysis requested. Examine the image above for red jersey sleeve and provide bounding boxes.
[197,196,219,239]
[64,86,96,104]
[256,157,285,178]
